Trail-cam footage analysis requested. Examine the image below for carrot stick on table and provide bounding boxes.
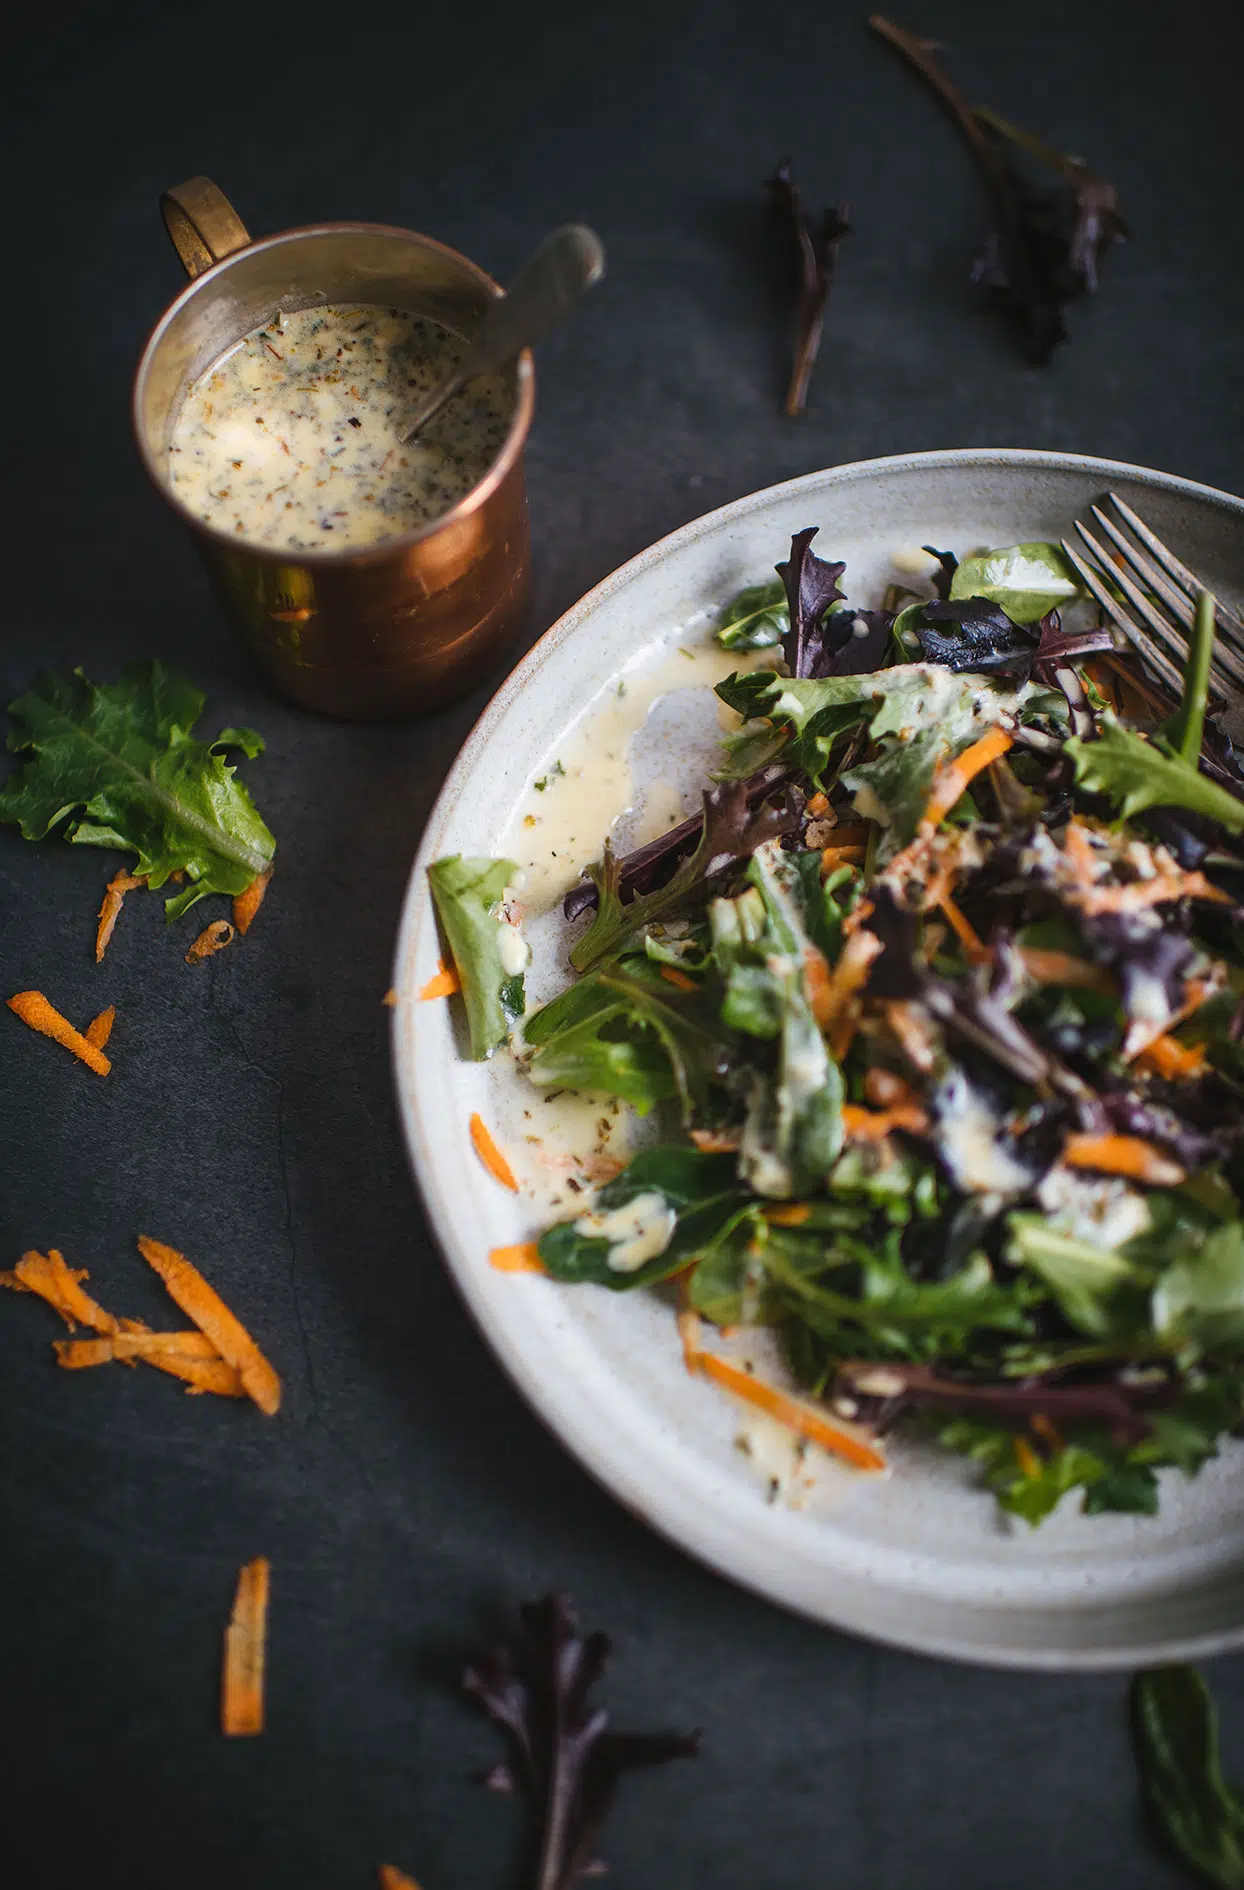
[13,1249,120,1333]
[95,871,145,962]
[185,920,235,966]
[7,991,111,1075]
[222,1557,270,1737]
[56,1332,245,1396]
[232,868,273,936]
[136,1237,281,1415]
[85,1007,116,1051]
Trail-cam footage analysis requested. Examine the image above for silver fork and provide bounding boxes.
[1060,493,1244,702]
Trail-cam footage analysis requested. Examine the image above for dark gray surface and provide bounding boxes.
[3,1,1242,1883]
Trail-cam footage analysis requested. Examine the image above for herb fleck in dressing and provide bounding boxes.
[168,305,513,552]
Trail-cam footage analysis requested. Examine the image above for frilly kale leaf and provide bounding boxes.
[0,660,274,919]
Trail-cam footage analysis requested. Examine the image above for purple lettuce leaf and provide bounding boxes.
[776,527,847,677]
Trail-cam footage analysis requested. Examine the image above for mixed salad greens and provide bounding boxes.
[431,528,1244,1526]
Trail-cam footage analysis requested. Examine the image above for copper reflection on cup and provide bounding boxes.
[133,177,534,721]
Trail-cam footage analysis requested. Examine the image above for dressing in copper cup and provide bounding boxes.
[133,177,534,720]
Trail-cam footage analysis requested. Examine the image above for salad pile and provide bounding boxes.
[431,530,1244,1525]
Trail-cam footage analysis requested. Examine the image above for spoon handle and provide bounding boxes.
[398,224,604,443]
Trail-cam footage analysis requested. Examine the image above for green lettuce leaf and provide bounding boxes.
[0,660,274,918]
[427,856,526,1060]
[1066,713,1244,832]
[1153,1221,1244,1357]
[1006,1216,1149,1337]
[949,541,1084,624]
[538,1148,746,1291]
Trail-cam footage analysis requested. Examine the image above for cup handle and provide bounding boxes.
[160,176,252,279]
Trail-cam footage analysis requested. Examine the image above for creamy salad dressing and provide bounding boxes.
[168,304,512,551]
[502,636,773,915]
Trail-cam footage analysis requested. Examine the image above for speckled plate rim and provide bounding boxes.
[392,447,1244,1670]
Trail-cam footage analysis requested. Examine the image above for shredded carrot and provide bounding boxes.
[805,791,830,816]
[1080,871,1230,916]
[764,1203,811,1227]
[7,990,111,1075]
[469,1113,519,1191]
[884,1000,938,1074]
[1017,948,1113,992]
[382,987,399,1008]
[1013,1435,1041,1478]
[1030,1412,1063,1452]
[803,946,833,1029]
[863,1068,920,1110]
[55,1332,245,1396]
[85,1006,116,1051]
[842,1101,930,1141]
[14,1249,120,1334]
[1061,819,1103,883]
[689,1128,742,1153]
[1123,977,1212,1064]
[378,1869,422,1890]
[693,1352,886,1473]
[1063,1133,1185,1187]
[488,1243,546,1273]
[659,965,698,992]
[136,1237,281,1415]
[185,920,235,965]
[419,959,460,1001]
[937,892,989,962]
[1136,1034,1208,1080]
[222,1557,270,1737]
[232,868,273,935]
[676,1292,703,1375]
[820,929,883,1059]
[821,845,867,870]
[95,870,144,963]
[824,824,870,848]
[920,728,1014,831]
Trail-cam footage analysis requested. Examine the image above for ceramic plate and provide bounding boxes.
[392,449,1244,1669]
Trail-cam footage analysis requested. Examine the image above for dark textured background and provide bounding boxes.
[4,1,1243,1883]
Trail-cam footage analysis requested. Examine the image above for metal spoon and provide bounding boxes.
[398,224,605,443]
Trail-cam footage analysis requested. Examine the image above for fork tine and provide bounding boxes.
[1059,538,1187,697]
[1087,508,1244,695]
[1089,504,1194,631]
[1107,493,1244,646]
[1073,520,1191,663]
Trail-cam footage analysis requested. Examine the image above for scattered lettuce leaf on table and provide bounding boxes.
[1131,1665,1244,1888]
[0,660,274,919]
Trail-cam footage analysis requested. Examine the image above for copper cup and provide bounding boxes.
[133,177,535,720]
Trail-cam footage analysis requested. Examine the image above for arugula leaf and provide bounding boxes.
[1131,1666,1244,1889]
[464,1594,699,1890]
[0,660,274,919]
[539,1148,745,1290]
[1006,1216,1148,1338]
[524,960,726,1121]
[948,541,1084,623]
[715,577,788,651]
[1066,714,1244,833]
[568,783,796,972]
[428,857,526,1060]
[936,1417,1115,1525]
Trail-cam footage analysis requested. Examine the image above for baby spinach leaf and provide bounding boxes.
[715,577,788,651]
[1153,1222,1244,1358]
[539,1148,745,1290]
[1132,1666,1244,1889]
[428,856,525,1060]
[948,541,1084,623]
[1067,714,1244,833]
[0,660,274,918]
